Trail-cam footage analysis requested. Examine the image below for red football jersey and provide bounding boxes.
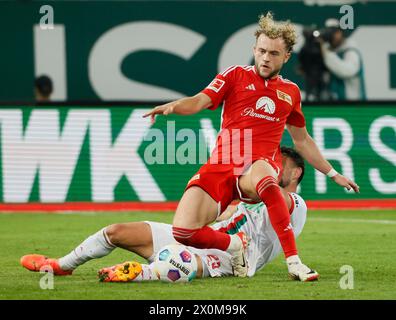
[201,65,305,170]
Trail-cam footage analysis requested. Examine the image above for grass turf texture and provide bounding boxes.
[1,210,395,300]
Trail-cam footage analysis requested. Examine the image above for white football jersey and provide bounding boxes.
[145,193,307,278]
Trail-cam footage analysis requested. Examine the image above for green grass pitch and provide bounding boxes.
[1,210,395,300]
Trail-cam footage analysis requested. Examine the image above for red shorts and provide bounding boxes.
[185,158,282,215]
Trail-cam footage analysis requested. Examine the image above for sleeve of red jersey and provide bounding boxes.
[286,89,306,128]
[200,66,236,110]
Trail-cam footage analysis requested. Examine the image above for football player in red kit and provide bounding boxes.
[143,12,359,281]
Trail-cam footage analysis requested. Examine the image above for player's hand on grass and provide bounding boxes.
[143,102,176,123]
[332,174,360,193]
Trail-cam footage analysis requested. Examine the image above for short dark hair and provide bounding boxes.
[281,146,305,184]
[35,75,53,97]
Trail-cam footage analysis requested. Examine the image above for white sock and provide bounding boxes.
[132,263,159,282]
[59,227,116,271]
[286,255,302,266]
[226,234,241,253]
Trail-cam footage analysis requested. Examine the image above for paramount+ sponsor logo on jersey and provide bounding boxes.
[241,96,280,122]
[256,97,276,114]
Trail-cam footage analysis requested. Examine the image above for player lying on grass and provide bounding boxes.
[21,147,318,282]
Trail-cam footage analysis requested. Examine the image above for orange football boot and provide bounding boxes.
[20,254,73,276]
[98,261,142,282]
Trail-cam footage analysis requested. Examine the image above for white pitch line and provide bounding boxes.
[309,217,396,225]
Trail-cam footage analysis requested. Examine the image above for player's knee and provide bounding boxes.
[251,175,264,191]
[104,224,124,246]
[255,176,281,201]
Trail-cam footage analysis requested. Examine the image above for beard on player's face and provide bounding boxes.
[255,60,283,80]
[279,176,290,188]
[279,162,295,188]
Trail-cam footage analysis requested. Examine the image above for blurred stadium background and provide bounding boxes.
[0,0,394,210]
[0,0,395,300]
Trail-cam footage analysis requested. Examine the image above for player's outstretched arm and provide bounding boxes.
[287,124,360,193]
[142,93,213,123]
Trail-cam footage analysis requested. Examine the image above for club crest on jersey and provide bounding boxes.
[276,90,293,106]
[255,96,276,114]
[207,79,225,93]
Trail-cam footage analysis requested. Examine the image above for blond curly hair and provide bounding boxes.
[254,12,297,52]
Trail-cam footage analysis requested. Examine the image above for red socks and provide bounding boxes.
[172,226,231,251]
[172,175,297,257]
[256,176,298,258]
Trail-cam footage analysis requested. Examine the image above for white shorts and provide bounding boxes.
[144,192,306,278]
[144,221,233,278]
